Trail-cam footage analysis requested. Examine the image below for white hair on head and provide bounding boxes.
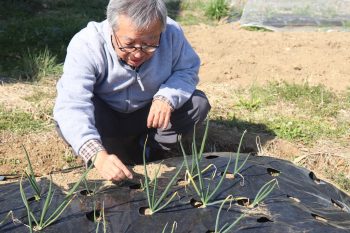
[107,0,167,31]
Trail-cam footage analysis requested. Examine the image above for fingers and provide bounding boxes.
[105,166,126,181]
[93,151,133,182]
[106,156,133,181]
[147,100,172,129]
[163,111,171,129]
[147,107,155,128]
[112,156,133,179]
[152,107,161,128]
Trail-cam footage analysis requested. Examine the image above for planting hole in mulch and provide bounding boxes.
[27,196,37,202]
[236,197,252,207]
[139,206,153,216]
[286,195,301,203]
[204,155,219,159]
[86,209,101,222]
[267,168,280,176]
[80,189,94,196]
[257,216,273,223]
[2,153,350,233]
[219,171,235,179]
[331,199,346,211]
[30,222,40,230]
[176,178,189,186]
[129,183,142,190]
[311,213,328,223]
[309,172,324,184]
[190,198,204,208]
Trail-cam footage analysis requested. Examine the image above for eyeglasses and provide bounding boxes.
[113,32,160,54]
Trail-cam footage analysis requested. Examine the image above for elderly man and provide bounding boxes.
[54,0,210,181]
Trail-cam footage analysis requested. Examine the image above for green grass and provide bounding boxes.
[19,47,62,82]
[167,0,216,25]
[325,168,350,193]
[236,97,262,111]
[241,26,273,32]
[266,117,347,143]
[0,105,47,133]
[334,173,350,192]
[205,0,229,20]
[210,81,350,144]
[23,89,55,103]
[343,20,350,28]
[1,0,230,81]
[266,82,338,112]
[261,82,348,119]
[0,0,108,80]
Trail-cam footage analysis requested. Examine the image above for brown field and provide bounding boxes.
[1,22,349,192]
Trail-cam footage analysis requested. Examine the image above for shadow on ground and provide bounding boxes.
[192,119,276,154]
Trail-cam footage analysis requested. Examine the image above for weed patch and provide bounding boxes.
[210,82,350,143]
[19,48,62,82]
[23,90,55,103]
[205,0,229,20]
[0,0,108,80]
[330,172,350,192]
[0,105,47,134]
[167,0,215,25]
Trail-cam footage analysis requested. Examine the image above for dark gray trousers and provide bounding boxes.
[58,90,210,165]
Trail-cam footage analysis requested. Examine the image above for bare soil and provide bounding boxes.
[1,22,349,192]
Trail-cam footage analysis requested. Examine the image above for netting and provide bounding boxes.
[239,0,350,31]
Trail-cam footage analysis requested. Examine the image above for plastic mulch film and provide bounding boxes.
[239,0,350,31]
[1,153,350,233]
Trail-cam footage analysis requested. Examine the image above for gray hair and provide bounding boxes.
[107,0,167,31]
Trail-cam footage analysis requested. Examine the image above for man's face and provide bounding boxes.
[112,15,162,68]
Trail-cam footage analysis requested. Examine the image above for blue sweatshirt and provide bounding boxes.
[53,17,200,155]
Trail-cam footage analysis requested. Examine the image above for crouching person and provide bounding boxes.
[53,0,210,182]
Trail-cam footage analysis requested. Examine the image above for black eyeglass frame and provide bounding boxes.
[113,32,161,54]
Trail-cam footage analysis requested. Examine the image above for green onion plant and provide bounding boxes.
[0,211,18,226]
[139,175,155,191]
[183,121,247,208]
[82,177,98,196]
[179,119,210,180]
[247,179,278,208]
[229,130,250,182]
[142,136,184,215]
[162,221,177,233]
[186,153,232,208]
[94,202,106,233]
[23,145,41,200]
[20,162,94,232]
[214,195,245,233]
[214,179,278,233]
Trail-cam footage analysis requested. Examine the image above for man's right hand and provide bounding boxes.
[92,150,133,181]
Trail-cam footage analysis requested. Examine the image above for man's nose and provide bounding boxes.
[133,49,144,58]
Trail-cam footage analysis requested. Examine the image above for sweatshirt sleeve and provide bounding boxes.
[53,32,102,155]
[154,21,200,109]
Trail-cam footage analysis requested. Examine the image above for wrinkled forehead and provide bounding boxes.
[118,33,160,41]
[115,15,162,41]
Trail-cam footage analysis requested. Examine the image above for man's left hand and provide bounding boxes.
[147,99,172,129]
